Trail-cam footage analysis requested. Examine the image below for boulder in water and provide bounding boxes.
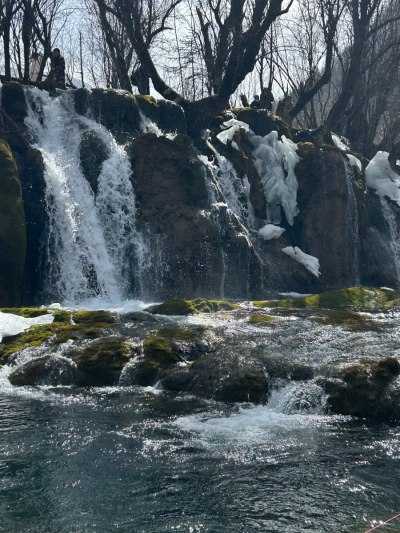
[128,338,182,386]
[79,130,109,195]
[75,337,130,386]
[9,355,81,386]
[325,357,400,417]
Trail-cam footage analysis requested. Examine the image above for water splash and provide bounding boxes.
[343,158,361,286]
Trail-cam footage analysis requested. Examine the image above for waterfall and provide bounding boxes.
[380,197,400,280]
[343,158,361,286]
[24,88,149,304]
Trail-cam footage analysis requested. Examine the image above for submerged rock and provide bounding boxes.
[9,355,81,386]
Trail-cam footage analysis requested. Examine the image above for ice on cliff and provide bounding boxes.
[365,151,400,205]
[282,246,321,277]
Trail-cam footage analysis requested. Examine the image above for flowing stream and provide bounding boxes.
[380,197,400,280]
[1,307,400,532]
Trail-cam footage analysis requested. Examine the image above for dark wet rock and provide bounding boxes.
[180,345,270,403]
[79,130,109,195]
[291,366,314,381]
[159,365,190,392]
[230,108,291,139]
[1,82,27,122]
[9,355,82,386]
[375,377,400,421]
[324,357,400,418]
[0,107,47,305]
[0,139,26,307]
[249,346,314,381]
[157,99,186,134]
[75,88,140,139]
[120,311,159,323]
[75,338,130,386]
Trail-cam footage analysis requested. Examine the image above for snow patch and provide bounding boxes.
[365,151,400,205]
[282,246,320,277]
[380,287,395,291]
[0,312,54,342]
[250,131,300,225]
[347,154,362,172]
[259,224,286,240]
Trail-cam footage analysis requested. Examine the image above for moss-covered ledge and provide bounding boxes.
[148,298,241,316]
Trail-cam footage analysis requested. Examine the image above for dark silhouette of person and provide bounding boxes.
[260,87,274,111]
[50,48,66,90]
[250,95,261,109]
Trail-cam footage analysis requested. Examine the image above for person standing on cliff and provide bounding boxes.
[50,48,66,90]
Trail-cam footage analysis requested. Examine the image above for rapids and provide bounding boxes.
[1,303,400,532]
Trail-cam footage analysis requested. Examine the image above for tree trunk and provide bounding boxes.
[4,23,12,81]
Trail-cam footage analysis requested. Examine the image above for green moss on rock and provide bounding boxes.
[76,338,130,386]
[0,324,58,359]
[156,325,206,341]
[249,314,276,324]
[136,95,160,124]
[254,287,389,311]
[310,309,380,332]
[149,298,240,316]
[1,82,27,122]
[0,140,26,307]
[134,338,182,386]
[72,310,115,324]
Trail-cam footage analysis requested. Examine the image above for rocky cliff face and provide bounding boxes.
[1,83,400,305]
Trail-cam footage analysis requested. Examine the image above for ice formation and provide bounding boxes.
[250,131,300,225]
[365,151,400,205]
[347,154,362,172]
[332,134,350,151]
[217,119,250,145]
[282,246,320,277]
[258,224,286,240]
[0,312,54,342]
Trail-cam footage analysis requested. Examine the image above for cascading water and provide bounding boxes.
[343,158,361,286]
[24,88,150,304]
[380,196,400,280]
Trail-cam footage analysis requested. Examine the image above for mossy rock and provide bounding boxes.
[79,130,109,195]
[156,325,206,342]
[52,333,80,346]
[88,89,140,135]
[248,314,276,324]
[1,82,27,122]
[149,298,240,316]
[0,140,26,307]
[74,88,90,115]
[326,357,400,417]
[310,309,380,332]
[254,287,389,311]
[214,373,270,403]
[1,307,50,318]
[134,338,182,386]
[230,108,291,139]
[75,338,130,386]
[0,324,58,359]
[136,95,160,124]
[72,310,115,324]
[157,99,186,134]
